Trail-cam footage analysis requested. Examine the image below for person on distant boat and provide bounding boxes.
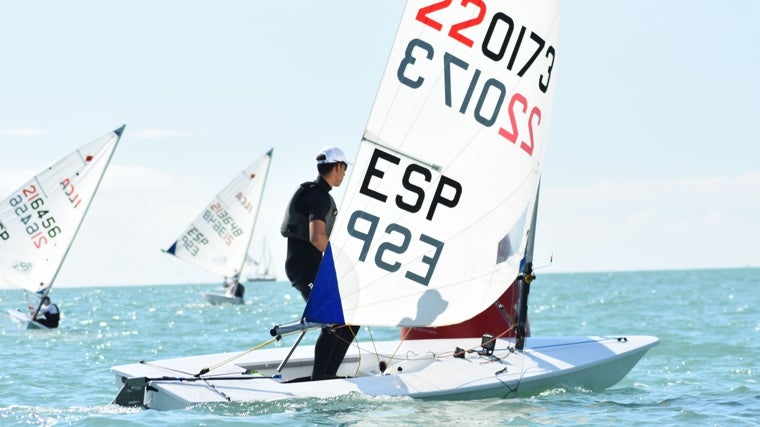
[29,296,60,328]
[225,277,245,298]
[281,146,359,381]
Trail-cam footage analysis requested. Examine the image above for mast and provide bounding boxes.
[516,179,541,350]
[235,148,273,277]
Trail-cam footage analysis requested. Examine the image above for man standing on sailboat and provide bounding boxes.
[281,146,359,380]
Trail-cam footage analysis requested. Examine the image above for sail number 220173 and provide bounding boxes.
[401,1,557,157]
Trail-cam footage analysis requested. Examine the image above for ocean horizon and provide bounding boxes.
[1,267,757,426]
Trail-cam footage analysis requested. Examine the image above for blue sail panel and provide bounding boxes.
[166,241,178,255]
[303,243,345,324]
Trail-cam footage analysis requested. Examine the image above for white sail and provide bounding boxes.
[306,1,561,327]
[0,127,124,293]
[244,238,276,281]
[166,150,273,279]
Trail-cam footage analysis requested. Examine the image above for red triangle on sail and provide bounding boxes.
[85,155,94,162]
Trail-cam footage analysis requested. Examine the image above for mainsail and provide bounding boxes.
[165,150,273,279]
[306,1,561,327]
[0,127,124,294]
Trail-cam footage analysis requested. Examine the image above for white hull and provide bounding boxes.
[201,292,244,305]
[7,309,50,330]
[112,335,658,410]
[244,275,277,283]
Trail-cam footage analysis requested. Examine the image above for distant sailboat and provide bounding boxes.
[243,238,277,282]
[163,150,273,305]
[3,127,124,329]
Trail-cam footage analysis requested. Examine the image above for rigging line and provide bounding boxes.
[200,377,231,402]
[383,326,414,374]
[139,360,196,377]
[195,337,278,377]
[365,326,383,368]
[343,325,363,378]
[495,334,528,399]
[527,337,619,351]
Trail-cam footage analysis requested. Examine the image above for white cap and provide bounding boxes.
[316,146,350,165]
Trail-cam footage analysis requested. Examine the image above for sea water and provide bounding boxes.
[1,268,757,426]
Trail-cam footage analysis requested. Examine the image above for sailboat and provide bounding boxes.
[243,238,277,282]
[163,150,273,305]
[3,126,124,329]
[112,1,658,410]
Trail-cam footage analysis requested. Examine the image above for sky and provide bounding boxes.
[1,1,758,287]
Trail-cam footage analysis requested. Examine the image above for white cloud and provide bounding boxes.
[0,128,45,137]
[132,129,192,139]
[101,164,178,190]
[535,172,760,273]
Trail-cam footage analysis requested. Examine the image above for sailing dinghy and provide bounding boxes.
[243,238,277,282]
[163,150,273,305]
[112,0,657,410]
[3,127,124,329]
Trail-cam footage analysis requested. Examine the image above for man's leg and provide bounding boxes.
[325,325,360,377]
[311,326,336,380]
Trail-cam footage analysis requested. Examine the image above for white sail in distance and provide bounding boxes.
[166,150,273,278]
[306,1,561,327]
[0,127,124,293]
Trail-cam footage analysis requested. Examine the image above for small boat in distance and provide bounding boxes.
[3,127,124,329]
[162,150,273,305]
[243,238,277,282]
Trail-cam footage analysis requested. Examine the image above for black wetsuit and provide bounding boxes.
[36,303,60,328]
[282,176,336,301]
[281,176,359,380]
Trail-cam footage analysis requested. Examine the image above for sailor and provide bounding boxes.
[226,277,245,298]
[30,296,60,328]
[281,146,359,380]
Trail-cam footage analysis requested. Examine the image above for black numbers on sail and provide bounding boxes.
[360,148,462,221]
[481,12,556,93]
[347,210,444,287]
[397,39,434,89]
[408,4,557,94]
